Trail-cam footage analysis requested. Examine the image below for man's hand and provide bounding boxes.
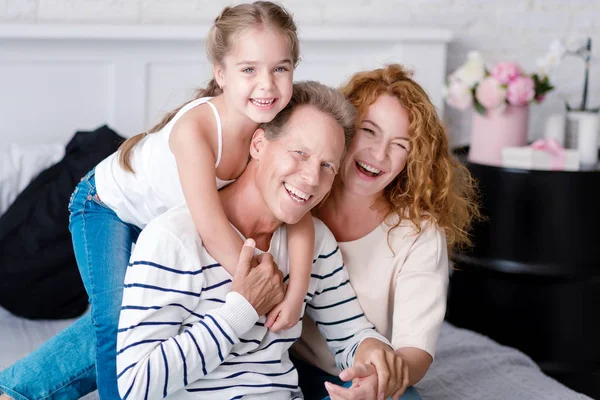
[230,239,286,316]
[353,338,409,400]
[324,363,378,400]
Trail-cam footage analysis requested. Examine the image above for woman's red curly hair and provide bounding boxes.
[340,64,480,248]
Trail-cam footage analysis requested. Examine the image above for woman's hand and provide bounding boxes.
[353,338,409,400]
[324,363,378,400]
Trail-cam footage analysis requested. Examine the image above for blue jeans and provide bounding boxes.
[322,381,421,400]
[0,169,141,399]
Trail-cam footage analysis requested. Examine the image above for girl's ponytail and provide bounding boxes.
[118,79,223,173]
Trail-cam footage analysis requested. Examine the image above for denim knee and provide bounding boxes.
[0,314,98,400]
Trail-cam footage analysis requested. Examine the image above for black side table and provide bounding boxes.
[447,147,600,399]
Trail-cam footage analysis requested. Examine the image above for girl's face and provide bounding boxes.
[338,94,411,199]
[214,26,294,124]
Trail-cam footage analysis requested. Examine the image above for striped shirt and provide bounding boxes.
[116,204,389,400]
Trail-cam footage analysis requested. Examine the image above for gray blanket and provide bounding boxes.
[0,307,589,399]
[417,323,590,399]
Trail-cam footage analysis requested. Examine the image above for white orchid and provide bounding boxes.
[536,39,567,76]
[565,36,588,54]
[539,36,595,111]
[536,53,561,76]
[549,39,567,58]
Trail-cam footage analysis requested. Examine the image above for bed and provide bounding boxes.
[0,306,588,400]
[0,23,590,399]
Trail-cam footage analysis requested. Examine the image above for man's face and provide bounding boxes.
[251,105,346,224]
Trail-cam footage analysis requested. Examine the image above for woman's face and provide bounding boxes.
[338,94,411,199]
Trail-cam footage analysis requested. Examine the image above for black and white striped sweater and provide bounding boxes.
[116,205,388,400]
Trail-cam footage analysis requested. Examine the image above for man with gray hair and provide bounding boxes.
[116,82,403,399]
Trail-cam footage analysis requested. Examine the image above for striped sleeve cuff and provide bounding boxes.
[343,332,393,369]
[356,334,392,353]
[214,291,259,337]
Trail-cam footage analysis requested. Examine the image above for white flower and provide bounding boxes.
[536,39,567,76]
[536,52,561,76]
[549,39,567,58]
[450,51,486,87]
[445,79,473,110]
[565,36,588,53]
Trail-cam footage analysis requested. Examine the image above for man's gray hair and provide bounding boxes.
[260,81,356,149]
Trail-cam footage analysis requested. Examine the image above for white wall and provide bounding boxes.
[1,0,599,145]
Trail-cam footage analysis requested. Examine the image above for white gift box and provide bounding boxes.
[502,146,579,171]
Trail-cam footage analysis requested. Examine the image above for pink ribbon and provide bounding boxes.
[531,138,566,170]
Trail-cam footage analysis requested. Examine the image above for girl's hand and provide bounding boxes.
[325,363,379,400]
[264,296,303,332]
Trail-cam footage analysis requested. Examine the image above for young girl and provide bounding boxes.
[0,2,312,400]
[108,1,312,333]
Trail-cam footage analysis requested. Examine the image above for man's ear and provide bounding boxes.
[213,63,225,89]
[249,128,267,160]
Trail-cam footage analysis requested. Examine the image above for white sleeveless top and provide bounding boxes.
[95,97,234,228]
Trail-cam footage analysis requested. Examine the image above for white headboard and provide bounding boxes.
[0,24,451,146]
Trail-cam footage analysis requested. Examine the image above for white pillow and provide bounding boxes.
[0,143,65,217]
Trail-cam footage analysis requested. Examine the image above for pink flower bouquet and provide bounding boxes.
[444,52,554,115]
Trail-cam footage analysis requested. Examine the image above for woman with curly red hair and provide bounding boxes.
[292,64,480,399]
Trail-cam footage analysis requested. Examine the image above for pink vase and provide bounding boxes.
[469,105,530,166]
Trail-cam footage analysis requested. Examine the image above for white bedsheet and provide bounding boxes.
[0,307,590,400]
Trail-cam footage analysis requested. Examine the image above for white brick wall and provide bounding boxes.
[1,0,599,145]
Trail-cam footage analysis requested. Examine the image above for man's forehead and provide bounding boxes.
[280,105,345,158]
[286,104,315,124]
[284,105,334,135]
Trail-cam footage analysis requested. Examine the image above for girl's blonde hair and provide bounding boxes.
[340,64,480,249]
[118,1,300,173]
